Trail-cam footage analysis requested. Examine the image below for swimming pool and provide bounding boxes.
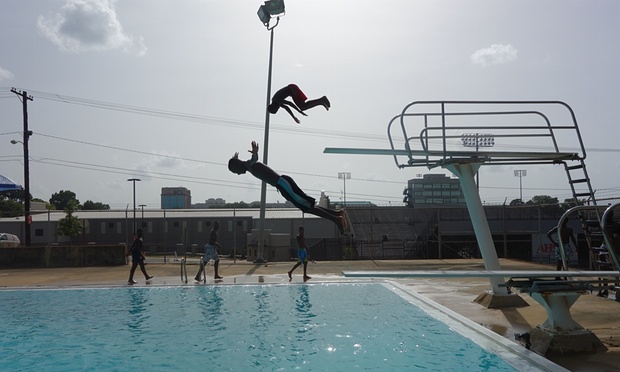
[0,282,562,371]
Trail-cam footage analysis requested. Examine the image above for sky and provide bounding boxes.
[1,0,620,210]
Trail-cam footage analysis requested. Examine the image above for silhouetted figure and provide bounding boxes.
[288,226,311,282]
[547,218,577,272]
[228,141,346,234]
[268,84,330,124]
[194,221,223,281]
[127,229,153,284]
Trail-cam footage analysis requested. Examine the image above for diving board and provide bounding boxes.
[342,270,620,278]
[324,147,580,163]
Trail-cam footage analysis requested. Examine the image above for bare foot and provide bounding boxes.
[303,275,311,282]
[288,271,292,281]
[214,275,223,279]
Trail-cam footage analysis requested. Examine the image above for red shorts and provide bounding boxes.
[288,84,307,107]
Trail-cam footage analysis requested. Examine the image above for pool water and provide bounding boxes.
[0,283,525,371]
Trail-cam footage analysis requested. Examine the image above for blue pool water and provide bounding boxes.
[0,283,524,371]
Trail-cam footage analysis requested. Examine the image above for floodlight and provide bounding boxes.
[257,5,270,25]
[265,0,285,16]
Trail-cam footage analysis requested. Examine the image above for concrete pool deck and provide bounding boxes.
[1,258,619,371]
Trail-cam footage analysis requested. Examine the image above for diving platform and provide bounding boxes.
[326,100,614,355]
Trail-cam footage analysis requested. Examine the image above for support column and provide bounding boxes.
[446,162,506,294]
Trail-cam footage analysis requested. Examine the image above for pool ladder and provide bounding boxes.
[181,258,188,284]
[181,258,207,284]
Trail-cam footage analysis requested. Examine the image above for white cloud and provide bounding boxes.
[0,66,14,81]
[37,0,147,55]
[471,44,518,67]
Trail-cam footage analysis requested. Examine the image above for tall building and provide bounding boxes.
[404,174,465,206]
[161,187,191,209]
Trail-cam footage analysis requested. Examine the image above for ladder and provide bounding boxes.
[563,159,596,206]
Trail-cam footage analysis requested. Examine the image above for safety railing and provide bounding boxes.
[180,258,188,284]
[386,101,587,169]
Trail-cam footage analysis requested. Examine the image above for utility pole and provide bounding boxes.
[11,88,33,246]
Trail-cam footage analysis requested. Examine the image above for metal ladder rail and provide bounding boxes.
[200,260,207,283]
[562,159,600,276]
[557,205,607,271]
[563,160,597,206]
[601,203,620,272]
[180,258,188,284]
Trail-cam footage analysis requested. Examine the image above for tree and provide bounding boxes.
[56,200,82,239]
[509,198,524,206]
[83,200,110,210]
[0,190,27,217]
[0,197,22,217]
[526,195,559,206]
[50,190,80,211]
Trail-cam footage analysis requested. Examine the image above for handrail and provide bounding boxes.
[199,260,207,283]
[557,205,619,272]
[180,258,188,284]
[601,203,620,272]
[384,101,586,170]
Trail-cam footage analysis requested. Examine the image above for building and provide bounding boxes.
[161,187,191,209]
[404,174,465,207]
[192,198,226,209]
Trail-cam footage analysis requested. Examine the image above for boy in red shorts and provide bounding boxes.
[267,84,330,124]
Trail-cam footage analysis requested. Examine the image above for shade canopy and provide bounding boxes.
[0,174,22,192]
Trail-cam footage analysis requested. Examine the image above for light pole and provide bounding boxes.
[127,178,141,234]
[139,204,146,230]
[338,172,351,208]
[514,170,527,202]
[255,0,285,263]
[461,133,495,189]
[10,88,33,246]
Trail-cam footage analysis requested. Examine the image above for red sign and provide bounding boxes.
[27,215,32,225]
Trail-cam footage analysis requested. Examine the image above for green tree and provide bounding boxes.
[83,200,110,210]
[0,190,26,217]
[526,195,559,206]
[509,198,524,206]
[0,198,22,217]
[56,200,82,239]
[50,190,80,211]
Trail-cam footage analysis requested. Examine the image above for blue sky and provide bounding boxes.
[1,0,619,209]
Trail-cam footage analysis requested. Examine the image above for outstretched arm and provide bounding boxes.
[247,141,259,167]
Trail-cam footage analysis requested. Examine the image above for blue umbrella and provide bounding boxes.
[0,174,22,192]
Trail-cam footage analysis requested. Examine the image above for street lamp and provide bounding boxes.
[514,170,527,202]
[255,0,286,263]
[127,178,141,234]
[461,133,495,189]
[338,172,351,208]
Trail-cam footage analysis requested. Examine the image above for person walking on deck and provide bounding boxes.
[288,226,311,282]
[194,221,223,281]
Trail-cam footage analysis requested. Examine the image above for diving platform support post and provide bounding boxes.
[444,161,528,308]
